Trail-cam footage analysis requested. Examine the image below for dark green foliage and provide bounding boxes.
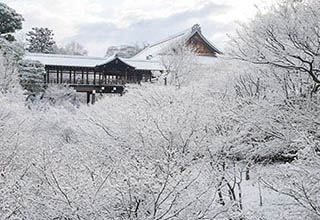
[18,59,46,94]
[26,27,56,53]
[0,3,24,41]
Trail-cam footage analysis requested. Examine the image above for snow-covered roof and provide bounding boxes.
[24,53,165,71]
[24,53,106,67]
[24,24,220,70]
[133,28,192,60]
[133,24,222,61]
[123,59,163,71]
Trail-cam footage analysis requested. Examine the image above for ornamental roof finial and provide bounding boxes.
[192,24,201,33]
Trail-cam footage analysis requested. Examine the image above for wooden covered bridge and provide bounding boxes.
[24,53,163,103]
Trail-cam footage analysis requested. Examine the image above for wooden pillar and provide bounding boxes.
[93,70,96,85]
[86,70,89,84]
[57,69,59,84]
[44,69,48,83]
[60,70,63,84]
[86,92,90,104]
[69,70,72,83]
[145,72,148,82]
[47,70,50,83]
[73,70,76,84]
[44,69,47,83]
[81,70,84,84]
[91,90,96,105]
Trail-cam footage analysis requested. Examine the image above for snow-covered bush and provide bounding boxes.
[42,85,80,106]
[261,146,320,219]
[25,84,81,111]
[0,38,24,94]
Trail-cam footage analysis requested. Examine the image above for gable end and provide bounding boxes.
[187,32,219,57]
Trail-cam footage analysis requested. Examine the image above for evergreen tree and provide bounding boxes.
[0,3,24,41]
[26,27,56,53]
[18,59,46,96]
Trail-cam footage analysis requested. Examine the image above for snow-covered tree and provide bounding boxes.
[229,0,320,95]
[26,27,56,54]
[105,43,147,58]
[2,1,320,219]
[0,3,24,41]
[53,41,88,56]
[0,38,24,94]
[261,146,320,219]
[161,41,199,88]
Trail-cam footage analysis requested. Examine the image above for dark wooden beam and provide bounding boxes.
[86,92,90,104]
[93,70,96,85]
[57,69,59,84]
[70,84,125,94]
[81,70,84,84]
[91,90,96,105]
[60,69,63,84]
[86,70,89,84]
[47,70,50,83]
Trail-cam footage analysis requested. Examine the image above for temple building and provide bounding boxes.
[133,24,222,62]
[24,24,222,103]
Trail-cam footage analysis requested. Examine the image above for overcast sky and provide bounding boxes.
[2,0,275,56]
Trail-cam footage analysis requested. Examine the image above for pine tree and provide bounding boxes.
[0,3,24,41]
[18,59,46,95]
[26,27,56,53]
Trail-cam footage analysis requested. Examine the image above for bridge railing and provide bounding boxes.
[45,74,128,85]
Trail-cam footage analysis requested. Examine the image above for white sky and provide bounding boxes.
[2,0,276,56]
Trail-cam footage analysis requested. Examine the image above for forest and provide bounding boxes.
[0,0,320,219]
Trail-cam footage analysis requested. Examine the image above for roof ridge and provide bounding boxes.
[133,26,193,59]
[124,59,159,63]
[148,27,192,48]
[132,24,222,59]
[25,52,106,60]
